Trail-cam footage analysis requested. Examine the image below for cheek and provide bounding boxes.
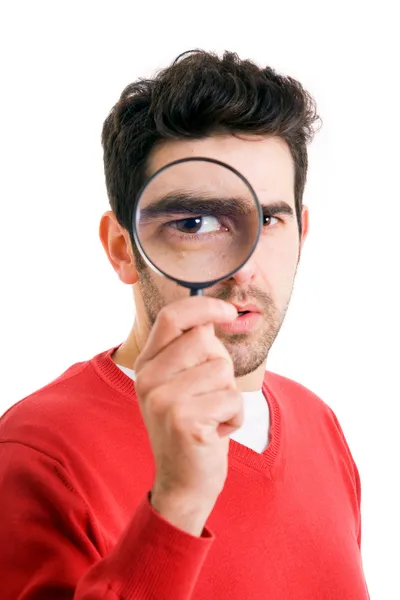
[255,235,299,296]
[155,273,192,303]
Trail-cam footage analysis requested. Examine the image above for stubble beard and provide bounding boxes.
[136,256,291,378]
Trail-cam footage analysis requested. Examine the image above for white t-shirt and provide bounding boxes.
[117,364,271,454]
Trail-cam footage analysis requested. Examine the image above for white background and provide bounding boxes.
[1,1,399,596]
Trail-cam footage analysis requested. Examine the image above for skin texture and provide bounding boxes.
[100,134,309,393]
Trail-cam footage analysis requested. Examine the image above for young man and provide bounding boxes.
[0,51,370,598]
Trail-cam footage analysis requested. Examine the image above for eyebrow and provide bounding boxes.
[261,201,294,218]
[138,192,294,220]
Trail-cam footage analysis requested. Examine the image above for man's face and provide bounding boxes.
[133,134,308,377]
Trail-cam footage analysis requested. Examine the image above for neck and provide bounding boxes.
[235,364,266,392]
[111,322,144,372]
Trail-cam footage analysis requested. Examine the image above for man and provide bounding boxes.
[0,51,370,598]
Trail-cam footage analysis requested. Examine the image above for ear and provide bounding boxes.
[99,211,139,285]
[299,205,309,253]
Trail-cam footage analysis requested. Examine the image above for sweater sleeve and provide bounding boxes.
[0,441,214,600]
[326,406,363,549]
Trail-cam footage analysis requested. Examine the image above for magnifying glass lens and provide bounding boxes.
[134,158,261,287]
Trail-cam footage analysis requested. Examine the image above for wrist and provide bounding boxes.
[150,490,210,537]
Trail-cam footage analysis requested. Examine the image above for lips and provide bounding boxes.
[232,303,261,315]
[218,308,262,333]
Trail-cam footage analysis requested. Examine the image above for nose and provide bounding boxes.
[229,256,256,285]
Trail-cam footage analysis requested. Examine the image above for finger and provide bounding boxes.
[192,389,243,432]
[135,297,237,370]
[175,357,236,396]
[147,387,244,442]
[137,350,234,400]
[135,324,231,396]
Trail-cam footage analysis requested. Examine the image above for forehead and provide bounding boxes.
[148,134,295,207]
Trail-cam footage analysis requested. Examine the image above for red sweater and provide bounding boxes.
[0,345,370,599]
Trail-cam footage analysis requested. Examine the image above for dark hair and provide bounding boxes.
[102,50,320,240]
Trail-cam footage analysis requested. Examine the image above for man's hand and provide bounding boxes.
[134,296,243,536]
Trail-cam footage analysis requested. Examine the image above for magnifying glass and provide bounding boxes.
[132,157,262,296]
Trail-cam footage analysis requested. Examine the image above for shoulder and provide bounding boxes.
[264,370,358,470]
[0,355,100,460]
[264,369,332,417]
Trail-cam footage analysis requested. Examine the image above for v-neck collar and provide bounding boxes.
[93,345,286,482]
[228,378,286,481]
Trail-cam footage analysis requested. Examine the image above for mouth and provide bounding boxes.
[232,304,261,316]
[217,304,262,334]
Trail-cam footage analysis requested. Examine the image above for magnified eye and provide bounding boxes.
[169,215,228,234]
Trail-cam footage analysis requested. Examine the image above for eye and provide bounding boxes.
[169,215,228,235]
[263,215,279,227]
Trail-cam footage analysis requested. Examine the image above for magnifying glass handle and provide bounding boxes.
[190,288,204,297]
